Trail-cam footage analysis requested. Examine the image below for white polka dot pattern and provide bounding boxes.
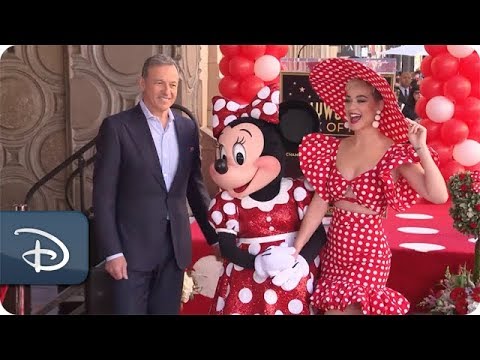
[308,58,410,144]
[208,178,320,315]
[238,288,253,303]
[264,289,278,304]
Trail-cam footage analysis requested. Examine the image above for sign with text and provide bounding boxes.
[281,72,352,138]
[0,211,89,285]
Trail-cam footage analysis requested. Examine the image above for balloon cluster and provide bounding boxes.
[418,45,480,181]
[218,45,288,104]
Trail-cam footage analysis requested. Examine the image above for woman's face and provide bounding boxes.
[413,90,421,102]
[344,79,383,131]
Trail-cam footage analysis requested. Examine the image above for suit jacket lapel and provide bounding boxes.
[125,105,167,191]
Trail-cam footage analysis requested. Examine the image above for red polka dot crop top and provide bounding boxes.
[298,133,439,213]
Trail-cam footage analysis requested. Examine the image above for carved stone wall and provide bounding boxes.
[0,45,67,210]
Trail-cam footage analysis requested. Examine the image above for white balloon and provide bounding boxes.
[254,55,280,82]
[426,96,455,123]
[447,45,474,59]
[453,139,480,166]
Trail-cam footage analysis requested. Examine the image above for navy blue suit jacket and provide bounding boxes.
[93,104,217,271]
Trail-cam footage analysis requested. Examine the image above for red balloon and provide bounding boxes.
[265,45,289,59]
[440,118,469,146]
[239,75,265,102]
[219,45,240,58]
[420,76,443,99]
[429,140,454,165]
[424,45,447,56]
[218,76,240,99]
[470,79,480,98]
[240,45,266,60]
[468,121,480,142]
[229,56,254,80]
[440,160,465,181]
[463,97,480,122]
[459,51,480,82]
[431,53,460,81]
[420,55,433,77]
[443,75,471,101]
[219,56,230,77]
[229,95,249,105]
[421,118,442,143]
[454,101,467,121]
[415,96,428,118]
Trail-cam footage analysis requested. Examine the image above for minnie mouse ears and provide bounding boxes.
[279,100,319,145]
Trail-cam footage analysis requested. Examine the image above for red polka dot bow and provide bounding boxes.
[211,84,280,139]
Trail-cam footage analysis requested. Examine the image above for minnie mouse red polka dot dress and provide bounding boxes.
[208,178,320,315]
[299,133,439,315]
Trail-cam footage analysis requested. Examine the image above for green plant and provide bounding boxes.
[447,170,480,283]
[419,265,480,315]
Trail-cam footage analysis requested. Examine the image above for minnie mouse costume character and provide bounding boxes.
[208,85,327,315]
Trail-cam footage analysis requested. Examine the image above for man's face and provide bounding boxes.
[140,64,179,115]
[400,72,412,88]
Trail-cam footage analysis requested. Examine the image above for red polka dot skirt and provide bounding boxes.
[311,209,410,315]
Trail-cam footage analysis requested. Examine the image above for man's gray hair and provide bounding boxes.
[141,54,179,78]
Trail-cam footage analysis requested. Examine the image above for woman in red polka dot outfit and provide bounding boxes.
[294,58,449,315]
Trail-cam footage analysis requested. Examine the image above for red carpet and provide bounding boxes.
[385,201,475,312]
[184,201,476,314]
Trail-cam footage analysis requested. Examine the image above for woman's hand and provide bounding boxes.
[406,118,427,149]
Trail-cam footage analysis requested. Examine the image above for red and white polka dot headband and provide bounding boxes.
[309,58,409,143]
[211,84,280,139]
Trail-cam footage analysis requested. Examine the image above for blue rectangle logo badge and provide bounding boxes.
[0,211,89,285]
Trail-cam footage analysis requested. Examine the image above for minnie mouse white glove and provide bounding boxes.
[254,242,296,278]
[272,254,309,291]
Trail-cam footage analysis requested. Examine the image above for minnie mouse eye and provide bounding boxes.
[233,143,246,165]
[217,145,227,160]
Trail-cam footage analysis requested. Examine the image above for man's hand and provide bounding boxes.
[212,243,222,261]
[105,256,128,280]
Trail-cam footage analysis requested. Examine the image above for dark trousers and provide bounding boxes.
[112,223,184,315]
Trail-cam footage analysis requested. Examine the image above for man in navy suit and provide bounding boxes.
[397,71,412,106]
[93,54,218,315]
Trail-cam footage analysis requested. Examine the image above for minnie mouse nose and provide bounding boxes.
[214,159,228,175]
